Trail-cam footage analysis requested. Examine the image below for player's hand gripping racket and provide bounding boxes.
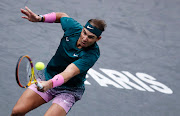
[16,55,43,89]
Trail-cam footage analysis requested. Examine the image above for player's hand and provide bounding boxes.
[21,6,41,22]
[36,80,53,92]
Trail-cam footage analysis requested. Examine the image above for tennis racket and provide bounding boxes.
[16,55,43,89]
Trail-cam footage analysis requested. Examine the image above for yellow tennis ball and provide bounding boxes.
[35,62,45,70]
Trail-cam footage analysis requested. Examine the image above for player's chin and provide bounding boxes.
[81,43,87,47]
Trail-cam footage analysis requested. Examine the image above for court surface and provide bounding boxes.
[1,0,180,115]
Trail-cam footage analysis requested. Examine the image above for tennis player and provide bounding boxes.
[11,6,106,116]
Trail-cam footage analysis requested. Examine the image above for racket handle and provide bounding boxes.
[35,82,43,89]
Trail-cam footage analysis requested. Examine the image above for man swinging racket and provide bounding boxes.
[11,6,106,116]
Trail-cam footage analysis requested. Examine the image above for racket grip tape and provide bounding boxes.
[35,82,43,89]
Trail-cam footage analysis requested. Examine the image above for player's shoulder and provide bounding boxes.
[61,17,82,28]
[61,17,83,36]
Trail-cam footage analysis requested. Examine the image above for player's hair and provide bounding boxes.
[88,19,107,32]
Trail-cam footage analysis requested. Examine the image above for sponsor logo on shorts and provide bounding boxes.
[63,100,69,104]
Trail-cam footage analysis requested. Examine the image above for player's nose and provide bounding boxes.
[82,36,88,42]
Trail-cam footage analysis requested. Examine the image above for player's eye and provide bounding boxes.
[88,35,95,39]
[83,30,87,35]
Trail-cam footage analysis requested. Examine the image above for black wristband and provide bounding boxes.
[38,15,44,22]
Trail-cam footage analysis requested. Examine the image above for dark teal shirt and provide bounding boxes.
[45,17,100,88]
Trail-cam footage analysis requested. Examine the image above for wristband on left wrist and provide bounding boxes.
[50,74,64,88]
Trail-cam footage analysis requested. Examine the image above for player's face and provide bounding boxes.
[77,28,101,49]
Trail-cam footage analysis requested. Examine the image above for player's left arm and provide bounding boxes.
[59,63,80,83]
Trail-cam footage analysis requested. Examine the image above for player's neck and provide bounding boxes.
[76,39,82,49]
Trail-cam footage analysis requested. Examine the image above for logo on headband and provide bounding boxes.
[87,25,93,30]
[85,22,102,37]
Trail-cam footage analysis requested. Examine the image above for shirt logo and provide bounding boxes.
[87,25,93,30]
[66,37,69,41]
[73,54,78,57]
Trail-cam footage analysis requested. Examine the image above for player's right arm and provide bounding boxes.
[54,13,69,23]
[21,6,68,23]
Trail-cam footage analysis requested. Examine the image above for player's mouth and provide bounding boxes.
[81,41,86,46]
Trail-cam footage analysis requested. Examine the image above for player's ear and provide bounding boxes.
[96,36,101,42]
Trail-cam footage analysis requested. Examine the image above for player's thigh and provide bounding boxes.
[44,103,66,116]
[44,93,76,116]
[12,88,46,114]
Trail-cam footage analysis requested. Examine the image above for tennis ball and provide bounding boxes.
[35,62,45,70]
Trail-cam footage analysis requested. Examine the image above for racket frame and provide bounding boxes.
[16,55,39,88]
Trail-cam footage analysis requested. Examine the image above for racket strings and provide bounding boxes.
[18,57,31,87]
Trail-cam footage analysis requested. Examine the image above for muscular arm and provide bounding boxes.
[54,12,69,23]
[39,63,80,92]
[59,63,80,83]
